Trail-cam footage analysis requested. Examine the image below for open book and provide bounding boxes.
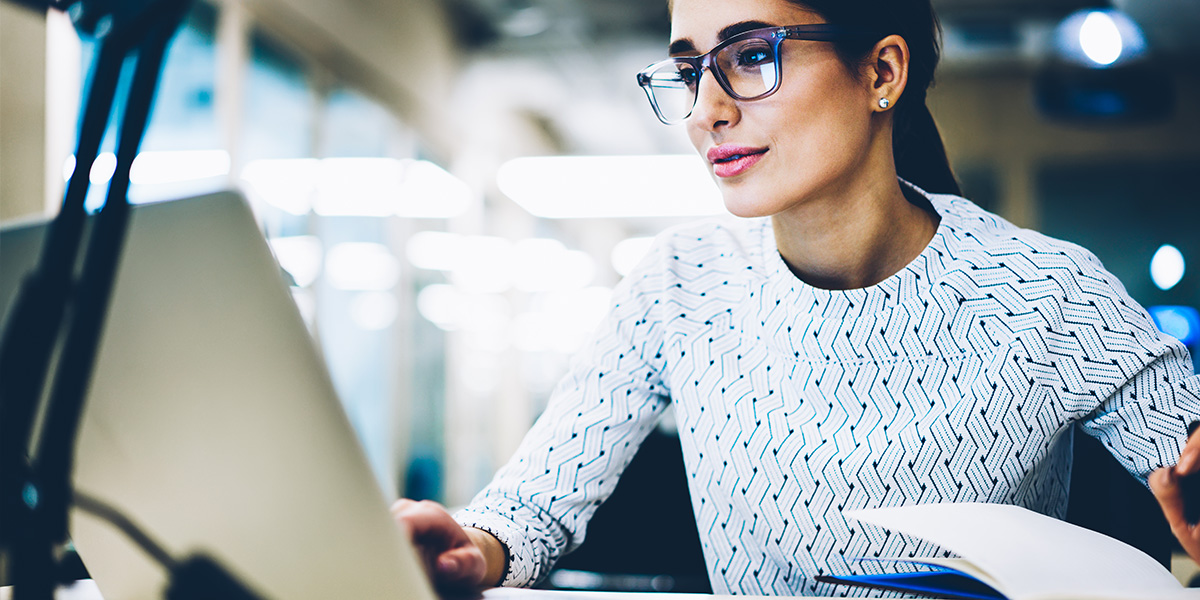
[815,502,1200,600]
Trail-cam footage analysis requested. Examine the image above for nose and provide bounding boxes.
[689,68,739,131]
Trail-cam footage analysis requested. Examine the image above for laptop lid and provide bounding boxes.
[0,191,437,600]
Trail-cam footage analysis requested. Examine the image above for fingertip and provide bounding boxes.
[1181,458,1194,476]
[437,555,458,576]
[1148,467,1170,493]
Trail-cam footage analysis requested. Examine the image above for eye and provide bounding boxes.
[737,47,771,66]
[678,65,700,88]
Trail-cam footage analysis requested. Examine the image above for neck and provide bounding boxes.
[771,173,939,291]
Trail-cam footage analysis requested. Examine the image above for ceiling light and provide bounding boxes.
[350,291,399,331]
[1055,9,1147,69]
[242,158,471,218]
[1079,12,1123,66]
[241,159,319,215]
[497,155,725,218]
[89,152,117,184]
[269,235,323,287]
[325,242,401,291]
[1150,244,1185,291]
[129,150,230,185]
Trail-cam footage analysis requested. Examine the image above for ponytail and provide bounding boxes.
[894,100,961,196]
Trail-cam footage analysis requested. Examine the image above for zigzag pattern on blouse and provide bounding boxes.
[457,190,1200,595]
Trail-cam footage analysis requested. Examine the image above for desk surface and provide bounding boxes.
[0,581,846,600]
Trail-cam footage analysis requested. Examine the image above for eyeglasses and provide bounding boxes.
[636,24,866,125]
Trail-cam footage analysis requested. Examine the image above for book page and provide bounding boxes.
[846,503,1187,600]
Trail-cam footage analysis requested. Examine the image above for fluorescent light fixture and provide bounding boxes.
[396,159,473,218]
[611,236,656,276]
[1151,244,1185,291]
[1055,9,1147,68]
[497,155,725,218]
[268,235,323,288]
[511,239,595,292]
[325,242,401,291]
[241,158,319,215]
[242,158,471,218]
[315,157,403,217]
[416,284,512,333]
[416,284,461,330]
[130,150,230,184]
[66,150,231,186]
[406,231,464,271]
[350,291,399,331]
[90,152,117,184]
[448,236,514,294]
[409,232,596,293]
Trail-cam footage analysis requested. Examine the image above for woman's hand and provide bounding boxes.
[1149,422,1200,563]
[390,499,504,591]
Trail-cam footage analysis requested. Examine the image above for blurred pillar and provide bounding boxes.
[215,0,249,183]
[999,157,1038,230]
[43,9,80,217]
[0,2,47,221]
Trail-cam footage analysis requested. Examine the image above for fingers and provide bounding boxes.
[1150,467,1185,531]
[391,499,461,543]
[1150,465,1200,566]
[435,545,488,588]
[390,498,487,590]
[1178,420,1200,475]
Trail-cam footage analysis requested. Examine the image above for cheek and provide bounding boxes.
[686,122,709,156]
[767,77,871,165]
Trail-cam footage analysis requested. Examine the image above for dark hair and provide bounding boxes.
[788,0,961,196]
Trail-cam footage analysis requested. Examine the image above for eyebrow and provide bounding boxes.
[668,20,775,56]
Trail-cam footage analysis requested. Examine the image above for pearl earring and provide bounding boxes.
[878,98,890,109]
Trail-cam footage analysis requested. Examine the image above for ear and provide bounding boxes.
[865,34,910,112]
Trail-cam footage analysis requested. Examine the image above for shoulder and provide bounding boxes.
[928,192,1165,353]
[930,193,1115,288]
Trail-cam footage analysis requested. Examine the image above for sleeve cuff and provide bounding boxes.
[455,508,540,587]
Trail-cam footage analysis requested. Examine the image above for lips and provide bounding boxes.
[706,144,768,178]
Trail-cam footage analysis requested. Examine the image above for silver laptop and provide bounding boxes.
[0,191,437,599]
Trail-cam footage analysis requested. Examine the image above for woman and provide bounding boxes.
[394,0,1200,594]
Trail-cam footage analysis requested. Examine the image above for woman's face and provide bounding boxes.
[670,0,879,218]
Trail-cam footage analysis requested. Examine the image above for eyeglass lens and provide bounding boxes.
[646,37,780,123]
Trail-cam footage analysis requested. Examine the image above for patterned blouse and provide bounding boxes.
[457,184,1200,595]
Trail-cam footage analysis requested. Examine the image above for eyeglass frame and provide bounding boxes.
[636,24,872,125]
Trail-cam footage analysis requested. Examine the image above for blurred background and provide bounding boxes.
[1,0,1198,590]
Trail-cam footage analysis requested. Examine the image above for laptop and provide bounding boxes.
[0,192,437,599]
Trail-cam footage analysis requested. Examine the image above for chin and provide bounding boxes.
[718,186,780,219]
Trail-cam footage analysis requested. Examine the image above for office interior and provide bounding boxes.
[1,0,1198,593]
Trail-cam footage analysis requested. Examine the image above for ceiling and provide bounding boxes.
[446,0,1200,58]
[435,0,1199,160]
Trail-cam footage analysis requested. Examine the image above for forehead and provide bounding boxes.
[669,0,823,51]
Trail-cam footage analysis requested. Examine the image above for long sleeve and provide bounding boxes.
[455,239,674,587]
[1075,283,1200,481]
